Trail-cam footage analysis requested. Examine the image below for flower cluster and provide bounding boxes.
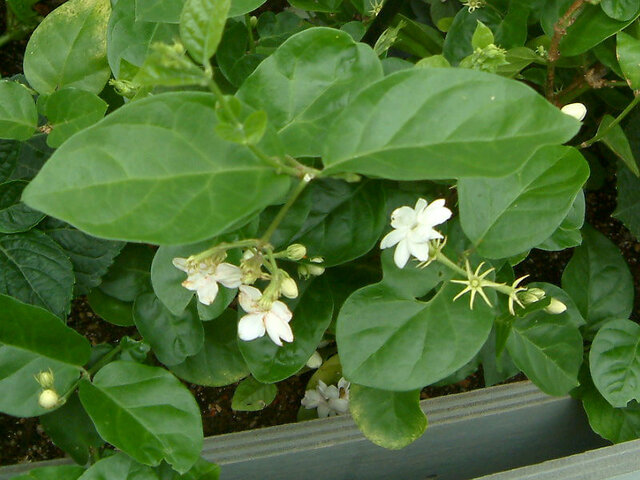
[301,377,350,418]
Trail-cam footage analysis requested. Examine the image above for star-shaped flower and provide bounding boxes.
[451,260,495,309]
[173,258,242,305]
[237,285,294,346]
[380,198,452,269]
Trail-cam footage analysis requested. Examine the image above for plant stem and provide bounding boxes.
[545,0,587,103]
[190,238,260,262]
[245,14,256,54]
[580,93,640,148]
[434,250,467,277]
[260,178,311,245]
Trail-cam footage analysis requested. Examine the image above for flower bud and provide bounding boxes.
[35,370,54,389]
[518,288,546,306]
[306,351,323,369]
[38,389,59,409]
[286,244,307,261]
[560,103,587,121]
[544,298,567,315]
[308,257,325,276]
[249,15,258,27]
[281,277,299,299]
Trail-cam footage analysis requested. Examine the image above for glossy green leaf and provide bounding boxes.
[617,32,640,89]
[136,0,184,22]
[229,0,266,15]
[44,88,108,148]
[231,376,277,411]
[536,190,585,251]
[562,226,634,335]
[23,92,290,245]
[443,7,502,64]
[472,21,494,49]
[239,278,333,383]
[87,289,135,326]
[216,20,263,87]
[458,146,589,259]
[602,0,638,21]
[337,282,493,391]
[11,466,86,480]
[0,294,90,417]
[288,0,342,12]
[528,282,586,329]
[134,43,208,88]
[40,393,104,465]
[597,114,639,176]
[506,309,583,396]
[0,230,74,318]
[350,385,427,449]
[170,309,249,386]
[79,453,158,479]
[0,81,37,141]
[98,244,153,302]
[0,180,45,233]
[237,28,382,158]
[40,218,124,296]
[79,361,203,473]
[134,293,204,366]
[7,134,53,181]
[561,3,640,57]
[0,140,19,182]
[614,160,640,239]
[480,328,521,387]
[24,0,111,94]
[322,68,580,180]
[155,458,221,480]
[582,384,640,443]
[590,319,640,408]
[107,0,179,79]
[180,0,230,65]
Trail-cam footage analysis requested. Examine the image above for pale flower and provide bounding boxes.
[301,378,350,418]
[237,285,294,346]
[173,258,242,305]
[380,198,452,269]
[561,103,587,121]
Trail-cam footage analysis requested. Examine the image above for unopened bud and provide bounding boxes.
[35,370,54,389]
[308,257,325,276]
[38,389,59,409]
[518,288,546,306]
[544,298,567,315]
[249,15,258,27]
[306,351,323,369]
[286,244,307,261]
[560,103,587,121]
[281,277,299,299]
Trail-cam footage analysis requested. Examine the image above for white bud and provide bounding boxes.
[38,389,59,409]
[308,257,325,276]
[560,103,587,121]
[281,277,299,299]
[544,298,567,315]
[286,244,307,261]
[306,351,323,369]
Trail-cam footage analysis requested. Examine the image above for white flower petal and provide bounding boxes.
[418,199,452,227]
[338,377,350,391]
[317,403,331,418]
[238,285,262,313]
[237,312,266,341]
[215,262,242,288]
[324,385,340,400]
[561,102,587,121]
[265,312,294,346]
[414,198,428,212]
[172,257,189,273]
[270,300,293,323]
[182,271,207,291]
[317,380,329,397]
[301,390,324,408]
[328,398,349,415]
[393,239,411,269]
[196,277,219,305]
[390,206,416,229]
[380,228,405,249]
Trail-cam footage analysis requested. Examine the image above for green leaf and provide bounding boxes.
[337,282,493,391]
[134,293,204,366]
[472,21,494,49]
[458,146,589,259]
[136,0,184,22]
[24,0,111,94]
[229,0,266,16]
[536,190,585,251]
[350,385,427,449]
[561,3,640,57]
[0,180,45,233]
[231,376,277,411]
[180,0,230,65]
[98,244,153,302]
[614,160,640,239]
[0,81,37,141]
[443,7,502,64]
[288,0,342,12]
[590,319,640,408]
[40,393,104,465]
[597,114,639,176]
[0,294,91,417]
[216,20,264,88]
[562,226,634,335]
[11,465,86,480]
[134,43,208,88]
[87,289,135,326]
[23,92,290,245]
[40,218,124,296]
[322,68,580,180]
[237,28,382,158]
[6,0,39,26]
[506,309,583,396]
[528,282,586,329]
[79,453,158,479]
[617,32,640,90]
[0,230,74,317]
[44,88,108,148]
[602,0,638,21]
[8,134,53,181]
[79,361,203,473]
[107,0,179,79]
[582,384,640,443]
[0,140,19,182]
[155,458,221,480]
[170,309,249,386]
[239,278,333,383]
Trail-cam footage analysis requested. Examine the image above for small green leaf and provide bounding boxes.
[79,361,203,473]
[99,244,153,303]
[416,54,451,68]
[582,383,640,443]
[79,452,157,479]
[136,0,184,23]
[0,180,45,233]
[133,43,208,88]
[472,21,494,49]
[287,0,342,12]
[617,32,640,90]
[87,289,135,327]
[24,0,111,94]
[180,0,231,65]
[0,81,37,141]
[597,114,639,176]
[243,110,268,145]
[350,384,427,449]
[614,160,640,239]
[537,190,585,251]
[602,0,638,21]
[231,376,277,411]
[11,465,86,480]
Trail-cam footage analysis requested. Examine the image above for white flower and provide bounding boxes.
[305,351,323,369]
[561,103,587,121]
[544,298,567,314]
[380,198,452,269]
[173,258,242,306]
[38,389,59,409]
[237,285,294,346]
[301,378,350,418]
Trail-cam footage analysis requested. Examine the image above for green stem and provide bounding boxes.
[434,250,467,277]
[245,14,256,54]
[580,93,640,149]
[190,238,260,262]
[260,178,311,245]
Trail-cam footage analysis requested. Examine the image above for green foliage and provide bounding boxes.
[0,81,38,141]
[232,376,277,411]
[617,32,640,90]
[180,0,230,65]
